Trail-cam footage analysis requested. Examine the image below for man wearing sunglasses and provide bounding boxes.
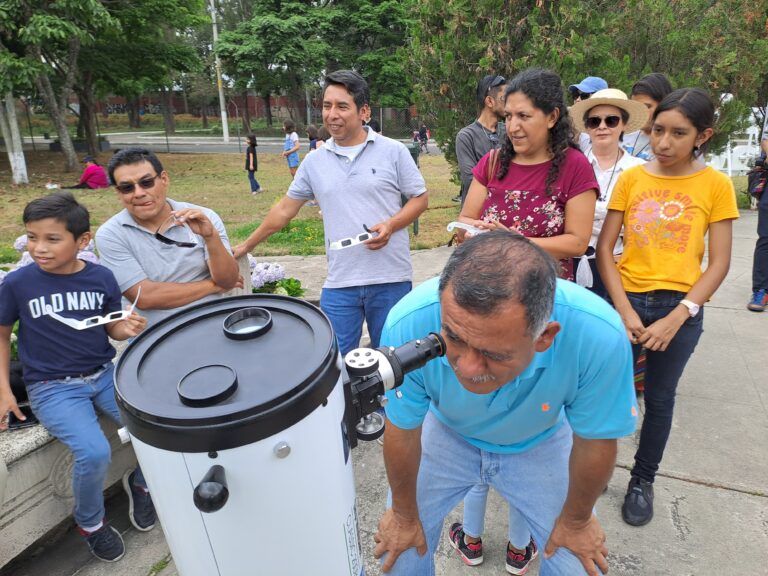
[96,148,241,327]
[454,74,507,204]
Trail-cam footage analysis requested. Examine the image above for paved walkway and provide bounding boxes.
[2,212,766,576]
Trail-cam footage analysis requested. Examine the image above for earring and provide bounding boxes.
[693,145,700,152]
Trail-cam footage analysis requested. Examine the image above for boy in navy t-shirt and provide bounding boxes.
[0,192,155,562]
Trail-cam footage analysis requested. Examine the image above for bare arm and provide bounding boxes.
[544,435,614,576]
[123,278,220,310]
[232,196,306,258]
[106,311,148,341]
[365,193,429,251]
[637,219,733,351]
[596,209,645,341]
[0,325,24,430]
[529,191,596,259]
[373,420,427,572]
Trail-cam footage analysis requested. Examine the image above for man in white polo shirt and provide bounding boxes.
[96,147,240,327]
[234,70,428,355]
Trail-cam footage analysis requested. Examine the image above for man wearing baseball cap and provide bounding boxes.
[569,76,609,103]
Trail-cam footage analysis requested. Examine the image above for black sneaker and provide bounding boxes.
[81,524,125,562]
[447,522,483,566]
[622,476,654,526]
[123,470,156,531]
[506,537,538,574]
[451,194,462,203]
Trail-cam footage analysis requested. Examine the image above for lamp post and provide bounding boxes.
[208,0,229,143]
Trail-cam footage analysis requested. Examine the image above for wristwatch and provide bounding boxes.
[679,299,700,318]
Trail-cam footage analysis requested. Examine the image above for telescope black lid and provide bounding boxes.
[115,295,340,453]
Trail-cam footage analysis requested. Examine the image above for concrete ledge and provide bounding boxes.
[0,417,137,568]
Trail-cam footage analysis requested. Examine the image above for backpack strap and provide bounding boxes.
[486,149,499,183]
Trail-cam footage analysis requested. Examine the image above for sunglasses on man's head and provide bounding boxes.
[585,115,622,130]
[115,173,162,195]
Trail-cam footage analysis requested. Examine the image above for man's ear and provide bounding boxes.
[534,321,560,353]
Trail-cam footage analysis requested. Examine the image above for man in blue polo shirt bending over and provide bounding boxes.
[373,231,638,576]
[234,70,427,354]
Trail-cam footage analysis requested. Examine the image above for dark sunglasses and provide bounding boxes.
[115,173,162,195]
[154,214,199,248]
[486,75,506,94]
[585,115,621,129]
[573,91,591,101]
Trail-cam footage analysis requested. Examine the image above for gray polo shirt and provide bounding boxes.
[95,199,231,327]
[287,128,426,289]
[455,120,503,198]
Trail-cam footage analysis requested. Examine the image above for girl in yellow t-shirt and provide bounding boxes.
[596,88,739,528]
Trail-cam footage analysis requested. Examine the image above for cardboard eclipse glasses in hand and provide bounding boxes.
[329,224,379,250]
[154,214,199,248]
[45,287,141,331]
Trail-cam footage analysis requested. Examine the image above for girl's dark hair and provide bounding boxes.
[306,125,318,139]
[630,72,673,104]
[246,134,257,146]
[496,68,577,196]
[283,120,296,133]
[23,192,90,238]
[653,88,715,154]
[317,126,331,141]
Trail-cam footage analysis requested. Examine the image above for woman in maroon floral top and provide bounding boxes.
[458,68,598,279]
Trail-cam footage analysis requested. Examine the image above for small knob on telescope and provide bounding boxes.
[193,465,229,513]
[344,348,380,377]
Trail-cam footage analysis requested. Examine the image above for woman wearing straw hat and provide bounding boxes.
[570,88,649,297]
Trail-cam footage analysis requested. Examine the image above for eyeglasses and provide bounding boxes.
[585,115,622,130]
[115,173,162,195]
[154,214,199,248]
[486,75,506,95]
[46,287,141,330]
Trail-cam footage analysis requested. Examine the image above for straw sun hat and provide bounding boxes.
[570,88,649,134]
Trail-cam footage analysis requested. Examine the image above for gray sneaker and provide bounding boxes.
[123,470,156,531]
[81,524,125,562]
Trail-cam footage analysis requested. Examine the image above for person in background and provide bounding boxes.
[363,107,381,133]
[282,120,301,178]
[307,125,319,151]
[245,134,262,195]
[748,129,768,311]
[623,73,674,161]
[62,156,110,190]
[233,70,427,356]
[454,74,507,205]
[570,88,648,297]
[597,88,738,527]
[568,76,608,104]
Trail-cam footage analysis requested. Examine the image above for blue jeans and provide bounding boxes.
[320,281,411,355]
[462,484,531,549]
[247,170,261,192]
[626,290,704,483]
[383,412,590,576]
[26,363,146,529]
[752,188,768,291]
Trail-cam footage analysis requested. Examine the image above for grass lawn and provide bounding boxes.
[0,150,462,263]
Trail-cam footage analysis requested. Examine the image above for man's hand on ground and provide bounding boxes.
[544,513,609,576]
[373,508,427,573]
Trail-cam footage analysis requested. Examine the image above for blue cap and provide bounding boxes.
[568,76,608,95]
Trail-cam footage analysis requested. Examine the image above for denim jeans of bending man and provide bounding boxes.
[382,412,593,576]
[26,363,147,529]
[752,189,768,292]
[320,281,411,355]
[626,290,704,483]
